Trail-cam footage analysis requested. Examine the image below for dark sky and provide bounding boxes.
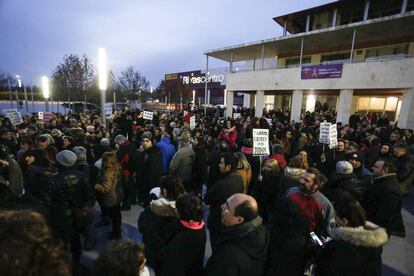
[0,0,331,87]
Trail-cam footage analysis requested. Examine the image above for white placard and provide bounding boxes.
[104,104,113,115]
[143,111,153,120]
[253,128,270,156]
[329,124,338,149]
[3,109,23,126]
[233,113,241,119]
[38,112,44,120]
[190,116,196,130]
[319,122,331,144]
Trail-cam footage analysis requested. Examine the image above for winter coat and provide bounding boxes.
[169,146,195,183]
[217,127,238,149]
[139,146,163,199]
[316,222,388,276]
[278,166,305,198]
[193,146,209,185]
[44,167,87,240]
[24,164,56,201]
[252,173,280,223]
[156,137,176,174]
[160,220,206,276]
[95,169,123,208]
[204,171,244,234]
[0,158,24,197]
[364,174,405,235]
[138,198,178,274]
[395,154,414,196]
[205,216,269,276]
[324,172,365,203]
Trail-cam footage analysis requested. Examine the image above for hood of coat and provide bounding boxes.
[284,167,305,179]
[150,198,178,217]
[332,221,388,248]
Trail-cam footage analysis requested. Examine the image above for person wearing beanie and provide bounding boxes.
[137,130,163,206]
[346,152,373,194]
[45,149,88,265]
[36,135,58,162]
[323,160,364,203]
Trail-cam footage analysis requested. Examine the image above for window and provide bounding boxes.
[321,52,351,63]
[366,45,408,58]
[285,56,311,67]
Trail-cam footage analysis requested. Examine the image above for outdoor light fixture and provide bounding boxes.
[42,76,49,99]
[192,90,196,107]
[224,89,227,107]
[16,75,22,88]
[98,47,107,124]
[98,48,107,90]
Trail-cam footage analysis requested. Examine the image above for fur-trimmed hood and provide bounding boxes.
[284,167,305,179]
[150,198,178,217]
[332,221,388,248]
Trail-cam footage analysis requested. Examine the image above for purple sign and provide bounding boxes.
[301,63,343,79]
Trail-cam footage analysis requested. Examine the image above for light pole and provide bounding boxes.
[42,76,50,111]
[192,90,196,109]
[98,48,107,125]
[16,75,21,109]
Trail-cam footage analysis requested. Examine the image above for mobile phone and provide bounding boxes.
[310,232,324,247]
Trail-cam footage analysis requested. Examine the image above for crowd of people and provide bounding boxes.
[0,106,412,276]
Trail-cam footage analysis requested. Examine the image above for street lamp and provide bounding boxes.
[98,47,107,124]
[16,75,21,108]
[192,90,196,109]
[42,76,50,111]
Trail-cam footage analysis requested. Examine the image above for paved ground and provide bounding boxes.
[82,188,414,275]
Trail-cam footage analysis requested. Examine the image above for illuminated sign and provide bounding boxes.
[182,74,225,85]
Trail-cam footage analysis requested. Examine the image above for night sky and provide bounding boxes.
[0,0,331,86]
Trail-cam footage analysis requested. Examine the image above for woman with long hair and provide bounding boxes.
[234,152,252,194]
[94,151,124,240]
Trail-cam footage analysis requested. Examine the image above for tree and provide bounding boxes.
[154,79,166,101]
[118,66,150,102]
[51,54,95,101]
[0,71,17,90]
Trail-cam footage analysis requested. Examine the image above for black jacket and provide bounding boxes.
[204,170,244,233]
[205,216,269,276]
[44,167,87,240]
[316,222,388,276]
[363,174,405,235]
[24,164,56,201]
[138,198,178,274]
[395,154,414,196]
[160,221,206,276]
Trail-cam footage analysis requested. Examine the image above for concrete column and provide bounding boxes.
[398,88,414,129]
[255,90,265,118]
[291,90,303,122]
[336,89,354,125]
[225,90,234,119]
[250,94,255,108]
[363,1,370,21]
[243,93,251,108]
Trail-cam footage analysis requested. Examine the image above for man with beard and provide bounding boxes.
[285,167,334,236]
[204,152,244,250]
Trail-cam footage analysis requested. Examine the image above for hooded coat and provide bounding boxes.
[278,166,305,198]
[316,222,388,276]
[138,198,178,274]
[205,216,269,276]
[156,136,176,174]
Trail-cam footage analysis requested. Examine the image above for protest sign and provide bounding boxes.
[41,112,53,124]
[329,124,338,149]
[143,111,153,120]
[233,113,241,119]
[253,129,270,156]
[3,109,23,126]
[319,122,331,144]
[190,116,196,130]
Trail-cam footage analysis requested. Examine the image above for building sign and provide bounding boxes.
[301,64,343,79]
[3,109,23,125]
[165,73,177,81]
[253,129,270,156]
[181,74,225,85]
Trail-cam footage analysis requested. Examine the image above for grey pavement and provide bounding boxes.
[82,188,414,276]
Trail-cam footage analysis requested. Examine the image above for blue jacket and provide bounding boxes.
[156,137,176,173]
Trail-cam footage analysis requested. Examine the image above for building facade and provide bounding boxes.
[205,0,414,128]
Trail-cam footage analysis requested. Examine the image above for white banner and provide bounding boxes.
[329,124,338,149]
[319,122,331,144]
[143,111,153,120]
[190,116,196,130]
[3,109,23,126]
[253,128,270,156]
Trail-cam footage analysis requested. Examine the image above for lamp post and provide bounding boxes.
[42,76,50,111]
[192,90,196,109]
[16,75,21,108]
[98,48,107,125]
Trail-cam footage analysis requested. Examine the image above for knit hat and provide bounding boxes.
[141,131,153,140]
[336,161,353,174]
[100,138,110,147]
[28,124,38,133]
[38,134,55,145]
[56,150,77,167]
[51,129,62,137]
[346,152,364,164]
[114,134,127,144]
